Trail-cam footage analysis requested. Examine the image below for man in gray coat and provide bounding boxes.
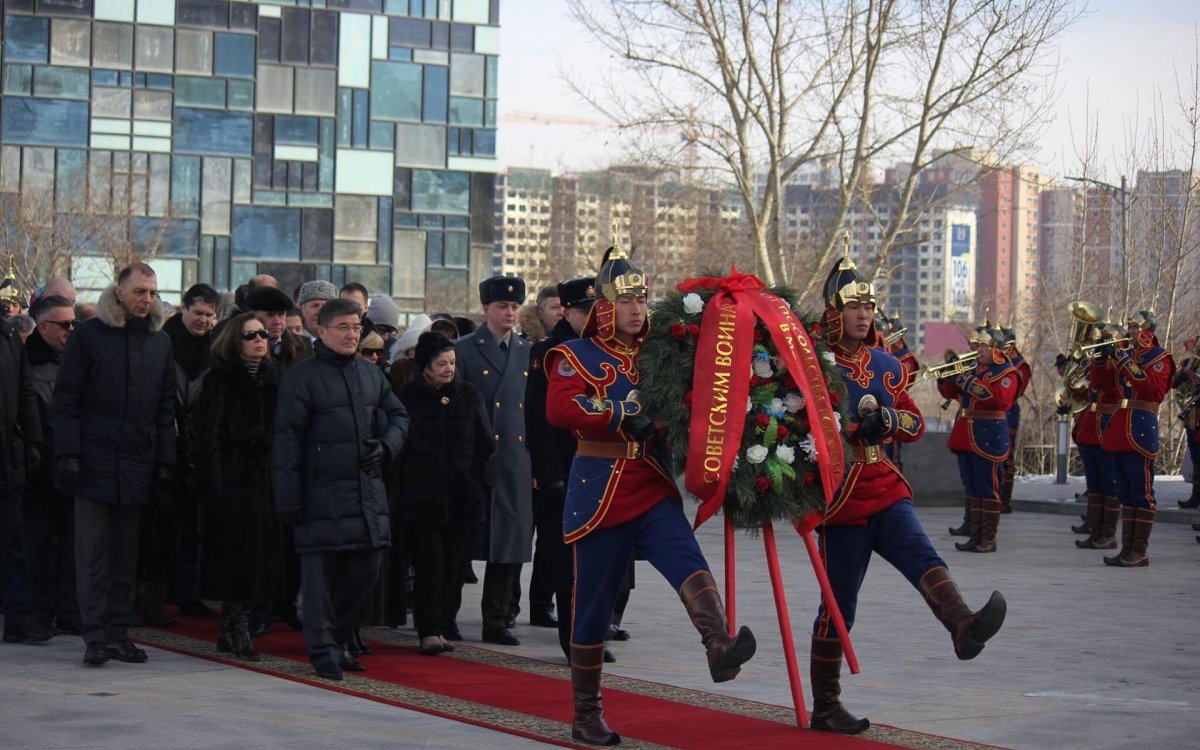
[456,277,533,646]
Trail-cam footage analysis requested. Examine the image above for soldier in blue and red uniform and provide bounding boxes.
[1171,336,1200,512]
[937,321,1019,553]
[1066,323,1124,548]
[998,323,1031,514]
[877,308,921,384]
[1097,311,1175,567]
[810,255,1007,735]
[545,244,755,747]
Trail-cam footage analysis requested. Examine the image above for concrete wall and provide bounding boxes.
[899,430,965,506]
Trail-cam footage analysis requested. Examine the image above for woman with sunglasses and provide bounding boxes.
[193,312,286,661]
[357,331,387,368]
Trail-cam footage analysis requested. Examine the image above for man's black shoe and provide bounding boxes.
[106,640,149,663]
[530,609,558,628]
[338,647,367,672]
[3,620,56,644]
[504,616,516,630]
[482,627,520,646]
[443,622,463,641]
[348,629,373,656]
[179,601,218,618]
[83,642,109,666]
[314,662,343,681]
[605,624,631,641]
[603,648,616,663]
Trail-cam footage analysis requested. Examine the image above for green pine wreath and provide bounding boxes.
[638,284,849,530]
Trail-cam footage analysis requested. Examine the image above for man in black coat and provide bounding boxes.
[0,302,47,645]
[273,299,408,681]
[22,296,79,637]
[526,278,596,654]
[159,283,220,620]
[54,263,177,666]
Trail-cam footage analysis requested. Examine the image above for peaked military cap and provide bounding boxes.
[558,276,598,309]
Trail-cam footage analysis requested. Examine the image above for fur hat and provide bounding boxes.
[244,286,295,313]
[396,313,433,354]
[479,276,526,305]
[414,331,455,372]
[296,280,337,307]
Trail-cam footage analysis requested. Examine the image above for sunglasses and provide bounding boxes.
[240,330,270,341]
[360,348,384,357]
[46,320,77,330]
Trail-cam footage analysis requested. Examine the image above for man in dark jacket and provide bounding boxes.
[54,263,177,667]
[246,286,312,368]
[0,305,47,645]
[22,295,79,636]
[159,283,220,620]
[273,298,408,681]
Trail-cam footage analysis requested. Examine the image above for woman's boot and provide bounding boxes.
[570,643,620,746]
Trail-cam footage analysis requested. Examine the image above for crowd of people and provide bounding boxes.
[0,262,644,684]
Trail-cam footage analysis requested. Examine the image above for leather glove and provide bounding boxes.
[622,412,657,441]
[360,439,387,473]
[53,456,81,495]
[856,411,885,441]
[1056,403,1072,416]
[25,444,42,479]
[277,508,303,525]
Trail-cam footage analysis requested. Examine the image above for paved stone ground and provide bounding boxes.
[3,504,1198,749]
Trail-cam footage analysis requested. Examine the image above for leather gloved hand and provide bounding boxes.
[856,411,885,441]
[1056,403,1072,416]
[360,439,387,473]
[53,456,81,495]
[622,413,657,441]
[25,444,42,479]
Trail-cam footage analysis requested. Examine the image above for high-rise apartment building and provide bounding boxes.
[0,1,499,317]
[976,165,1041,327]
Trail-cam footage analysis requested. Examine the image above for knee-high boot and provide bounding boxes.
[1179,479,1200,509]
[1077,495,1118,549]
[1109,507,1153,567]
[1072,492,1103,539]
[570,643,620,746]
[809,636,870,734]
[949,496,972,536]
[954,497,981,551]
[678,570,756,683]
[919,567,1007,660]
[1103,507,1136,566]
[217,604,236,654]
[1000,465,1015,513]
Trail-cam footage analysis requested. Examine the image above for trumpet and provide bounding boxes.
[1068,337,1130,360]
[917,349,978,382]
[883,326,908,349]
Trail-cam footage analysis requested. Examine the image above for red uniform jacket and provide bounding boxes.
[937,356,1019,462]
[1100,344,1174,458]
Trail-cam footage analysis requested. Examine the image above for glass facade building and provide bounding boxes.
[0,0,499,315]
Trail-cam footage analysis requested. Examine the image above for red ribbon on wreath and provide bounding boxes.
[678,268,846,530]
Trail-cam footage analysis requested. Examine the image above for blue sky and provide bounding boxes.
[495,1,1200,180]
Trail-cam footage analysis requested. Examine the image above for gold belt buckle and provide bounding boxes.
[626,441,645,459]
[1119,398,1129,409]
[1088,403,1098,413]
[856,445,881,463]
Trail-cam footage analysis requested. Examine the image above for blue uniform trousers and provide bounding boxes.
[1111,451,1156,510]
[813,500,946,638]
[1078,444,1118,496]
[956,453,1002,500]
[571,497,708,645]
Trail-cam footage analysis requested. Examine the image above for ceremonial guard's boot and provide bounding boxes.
[919,567,1007,660]
[231,605,261,662]
[1109,508,1154,567]
[949,496,972,536]
[1088,496,1120,549]
[1072,492,1101,536]
[570,643,620,746]
[809,636,870,734]
[954,498,981,551]
[678,571,757,683]
[1075,494,1112,549]
[1180,479,1200,508]
[1000,468,1014,514]
[217,605,237,654]
[967,498,1001,553]
[1103,507,1136,566]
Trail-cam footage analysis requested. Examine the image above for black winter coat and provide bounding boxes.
[194,358,282,517]
[53,286,176,505]
[23,328,58,492]
[395,377,495,526]
[0,319,40,493]
[273,341,409,554]
[163,313,212,472]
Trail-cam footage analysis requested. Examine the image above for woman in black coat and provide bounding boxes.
[194,312,285,661]
[396,332,495,655]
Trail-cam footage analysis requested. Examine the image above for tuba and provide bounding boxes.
[1055,301,1103,414]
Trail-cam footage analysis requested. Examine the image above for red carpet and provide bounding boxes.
[135,617,999,750]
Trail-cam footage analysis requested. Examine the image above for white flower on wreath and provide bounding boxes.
[784,392,805,413]
[798,434,818,461]
[752,358,774,379]
[746,396,754,414]
[821,351,837,365]
[767,398,786,418]
[746,444,769,464]
[775,444,796,464]
[682,293,705,315]
[832,411,842,431]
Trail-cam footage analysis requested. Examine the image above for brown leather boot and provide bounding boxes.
[141,583,177,627]
[955,496,984,549]
[949,496,972,536]
[1093,496,1120,549]
[1075,493,1112,549]
[1109,508,1153,567]
[1071,492,1101,536]
[570,643,620,746]
[679,571,756,683]
[973,498,1002,553]
[919,567,1007,660]
[1180,480,1200,509]
[1103,507,1136,566]
[1000,467,1014,513]
[809,636,870,734]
